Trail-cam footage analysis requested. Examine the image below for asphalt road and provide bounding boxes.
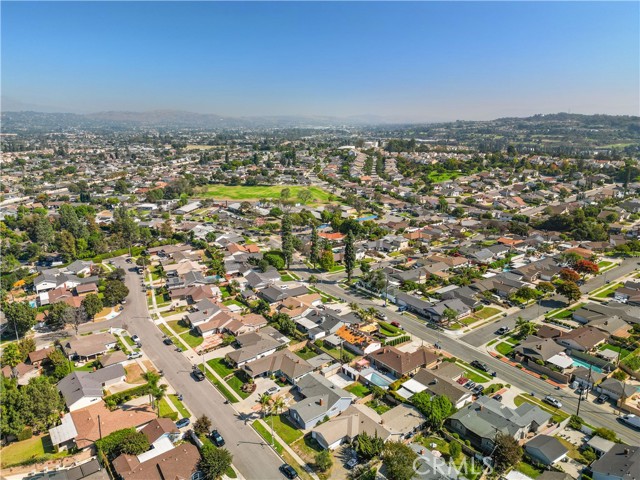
[291,259,640,445]
[112,257,284,480]
[461,257,640,347]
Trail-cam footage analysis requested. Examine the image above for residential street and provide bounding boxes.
[291,257,640,445]
[112,257,284,480]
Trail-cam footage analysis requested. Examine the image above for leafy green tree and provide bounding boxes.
[0,377,26,437]
[441,308,458,326]
[1,343,24,367]
[56,230,77,261]
[382,441,417,480]
[319,249,335,271]
[593,427,619,442]
[515,316,537,339]
[493,432,523,473]
[556,281,581,305]
[45,348,71,381]
[315,449,333,472]
[411,393,453,430]
[344,230,356,282]
[271,313,296,337]
[82,294,103,319]
[45,302,71,330]
[34,216,55,250]
[96,428,150,458]
[198,443,233,480]
[17,337,36,360]
[21,376,65,431]
[103,279,129,306]
[355,431,385,461]
[297,189,312,204]
[263,251,285,270]
[3,301,37,338]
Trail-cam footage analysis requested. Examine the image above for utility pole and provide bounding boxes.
[98,414,103,440]
[577,362,593,417]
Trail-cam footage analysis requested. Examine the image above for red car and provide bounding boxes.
[390,321,402,328]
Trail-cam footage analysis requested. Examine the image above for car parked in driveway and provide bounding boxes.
[266,385,281,395]
[280,464,298,479]
[595,394,609,404]
[176,418,191,429]
[127,352,142,360]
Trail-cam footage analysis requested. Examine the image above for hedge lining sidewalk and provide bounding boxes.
[255,419,320,480]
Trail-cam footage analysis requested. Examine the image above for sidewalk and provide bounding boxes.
[255,418,320,480]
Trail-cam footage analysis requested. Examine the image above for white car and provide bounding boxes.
[543,396,562,408]
[131,335,140,343]
[128,352,142,360]
[266,386,281,395]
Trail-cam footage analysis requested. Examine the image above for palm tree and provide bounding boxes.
[259,393,273,419]
[365,307,378,323]
[272,396,286,417]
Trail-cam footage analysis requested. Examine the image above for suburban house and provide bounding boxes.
[571,367,606,390]
[367,346,439,379]
[447,396,551,453]
[396,364,472,408]
[311,402,425,450]
[61,333,118,361]
[613,281,640,305]
[394,292,433,317]
[288,373,352,429]
[424,299,472,323]
[57,364,125,411]
[226,327,289,367]
[595,377,637,401]
[591,445,639,480]
[333,325,382,356]
[113,443,201,480]
[49,400,155,451]
[524,435,569,466]
[113,418,182,472]
[513,336,566,365]
[554,326,608,352]
[242,350,313,385]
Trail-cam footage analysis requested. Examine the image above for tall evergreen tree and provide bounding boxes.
[281,214,293,269]
[310,224,320,269]
[344,230,356,282]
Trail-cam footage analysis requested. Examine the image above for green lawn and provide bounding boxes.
[428,171,458,183]
[158,324,188,350]
[366,400,392,415]
[456,361,491,383]
[180,331,204,348]
[198,366,238,403]
[168,394,190,418]
[168,319,191,334]
[201,185,332,202]
[345,382,371,398]
[0,435,67,468]
[208,358,235,378]
[294,346,318,360]
[474,307,501,320]
[158,397,178,419]
[252,421,284,454]
[226,373,250,399]
[496,342,515,356]
[516,461,542,478]
[593,283,622,298]
[264,414,303,444]
[280,274,296,282]
[123,335,136,346]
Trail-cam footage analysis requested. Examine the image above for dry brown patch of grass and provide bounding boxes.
[125,363,146,384]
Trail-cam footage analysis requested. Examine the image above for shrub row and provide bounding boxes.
[384,335,410,346]
[104,383,152,408]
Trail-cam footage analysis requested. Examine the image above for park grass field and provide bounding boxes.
[199,185,333,202]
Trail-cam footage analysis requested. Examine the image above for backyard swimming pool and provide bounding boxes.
[571,357,604,373]
[364,371,393,388]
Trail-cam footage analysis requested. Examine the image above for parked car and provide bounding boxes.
[210,429,225,447]
[176,418,191,429]
[131,335,140,343]
[619,414,640,429]
[473,385,485,395]
[543,396,563,408]
[266,386,281,395]
[127,352,142,360]
[280,464,298,479]
[192,367,205,381]
[493,394,503,402]
[390,321,402,328]
[595,394,609,404]
[163,337,173,345]
[375,311,388,321]
[398,306,407,312]
[471,360,489,372]
[496,326,510,335]
[465,381,476,389]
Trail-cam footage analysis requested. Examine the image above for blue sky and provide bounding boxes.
[2,1,638,121]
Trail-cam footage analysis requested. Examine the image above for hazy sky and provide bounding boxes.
[2,1,639,121]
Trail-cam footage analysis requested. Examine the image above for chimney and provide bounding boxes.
[536,344,542,350]
[624,448,630,455]
[319,398,324,406]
